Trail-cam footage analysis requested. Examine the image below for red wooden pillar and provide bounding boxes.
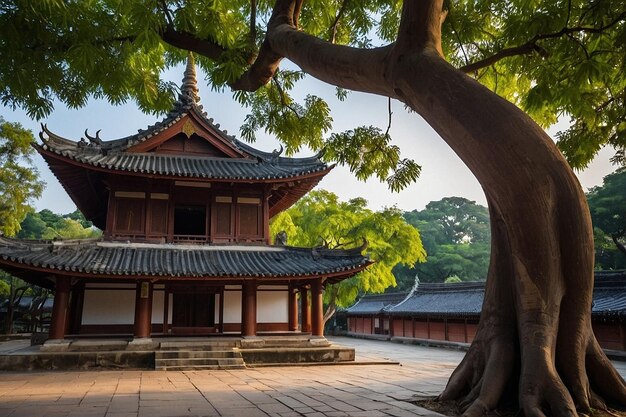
[134,280,153,338]
[288,285,299,331]
[49,276,71,340]
[68,280,85,335]
[301,285,311,333]
[311,278,324,336]
[241,280,257,336]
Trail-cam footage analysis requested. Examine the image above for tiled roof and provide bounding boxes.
[346,271,626,318]
[0,237,370,281]
[37,55,329,182]
[388,281,485,316]
[592,270,626,317]
[38,139,328,181]
[345,292,409,314]
[38,120,328,181]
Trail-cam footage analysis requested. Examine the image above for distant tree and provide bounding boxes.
[445,276,462,284]
[64,209,94,229]
[270,190,425,324]
[0,279,9,297]
[396,197,490,285]
[1,271,30,334]
[4,209,100,333]
[0,118,44,236]
[17,209,101,240]
[588,168,626,268]
[405,197,491,244]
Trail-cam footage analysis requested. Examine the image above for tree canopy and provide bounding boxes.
[1,0,624,184]
[587,167,626,269]
[0,117,44,236]
[270,190,425,320]
[16,209,101,240]
[395,197,490,286]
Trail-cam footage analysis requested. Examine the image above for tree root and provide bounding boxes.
[439,327,626,417]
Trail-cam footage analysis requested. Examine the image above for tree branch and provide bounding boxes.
[329,0,350,44]
[612,231,626,256]
[229,0,297,91]
[271,76,302,118]
[160,26,227,60]
[385,98,392,137]
[231,0,396,97]
[395,0,446,56]
[249,0,257,44]
[459,12,626,74]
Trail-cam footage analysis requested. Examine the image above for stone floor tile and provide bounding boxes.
[1,337,624,417]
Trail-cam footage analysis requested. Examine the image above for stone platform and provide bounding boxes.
[0,336,362,371]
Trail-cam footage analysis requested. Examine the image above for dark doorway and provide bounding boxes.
[174,205,206,236]
[172,292,215,328]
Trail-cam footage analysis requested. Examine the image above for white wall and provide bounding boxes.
[223,290,242,323]
[82,288,164,325]
[214,294,220,324]
[257,290,288,323]
[82,289,135,325]
[152,291,164,324]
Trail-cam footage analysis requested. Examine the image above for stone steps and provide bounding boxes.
[154,349,245,371]
[158,340,241,351]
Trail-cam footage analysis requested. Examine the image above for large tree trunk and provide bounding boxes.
[237,0,626,415]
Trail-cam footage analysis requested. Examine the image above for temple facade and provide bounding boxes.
[0,57,371,343]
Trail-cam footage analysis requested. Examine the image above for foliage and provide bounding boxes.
[396,197,491,286]
[1,1,623,189]
[0,279,9,297]
[587,167,626,268]
[17,209,101,240]
[436,1,626,169]
[0,118,44,237]
[270,190,425,317]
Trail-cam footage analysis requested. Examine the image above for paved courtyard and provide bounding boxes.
[0,337,624,417]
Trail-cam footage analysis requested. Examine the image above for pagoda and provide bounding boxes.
[0,56,370,344]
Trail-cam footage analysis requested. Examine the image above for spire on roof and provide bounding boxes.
[179,53,200,104]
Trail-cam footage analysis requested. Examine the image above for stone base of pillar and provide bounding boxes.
[240,337,265,349]
[127,338,157,351]
[40,339,71,352]
[308,336,331,347]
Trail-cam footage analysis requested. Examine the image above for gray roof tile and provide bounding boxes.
[347,271,626,318]
[0,238,369,280]
[38,101,329,181]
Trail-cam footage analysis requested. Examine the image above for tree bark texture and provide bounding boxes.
[251,0,626,415]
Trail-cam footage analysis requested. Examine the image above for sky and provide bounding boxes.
[2,63,618,215]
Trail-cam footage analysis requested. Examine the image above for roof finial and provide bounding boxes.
[180,53,199,104]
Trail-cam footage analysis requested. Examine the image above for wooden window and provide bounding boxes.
[149,199,169,235]
[114,198,145,233]
[237,196,262,238]
[215,201,232,236]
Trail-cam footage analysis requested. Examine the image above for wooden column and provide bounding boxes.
[241,280,257,336]
[301,285,311,333]
[134,280,153,338]
[311,278,324,336]
[49,276,71,340]
[68,280,85,335]
[288,285,299,331]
